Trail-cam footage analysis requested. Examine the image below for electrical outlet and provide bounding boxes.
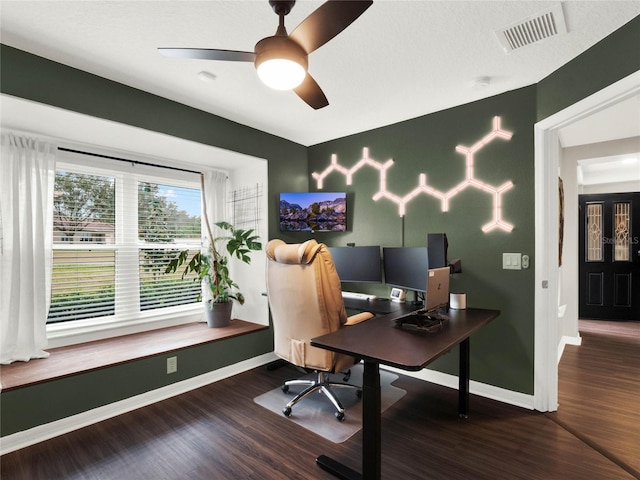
[166,356,177,374]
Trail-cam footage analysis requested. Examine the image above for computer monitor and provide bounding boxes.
[427,233,448,269]
[328,246,382,283]
[382,247,429,303]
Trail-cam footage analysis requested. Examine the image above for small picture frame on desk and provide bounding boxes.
[390,288,406,303]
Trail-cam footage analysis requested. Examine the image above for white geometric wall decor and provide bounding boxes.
[312,116,514,233]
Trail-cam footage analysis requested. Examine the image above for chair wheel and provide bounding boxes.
[283,407,292,417]
[335,411,345,422]
[281,385,289,393]
[356,389,363,399]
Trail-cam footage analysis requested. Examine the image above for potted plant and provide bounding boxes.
[165,221,261,327]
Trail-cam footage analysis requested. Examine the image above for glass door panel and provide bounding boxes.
[614,202,630,261]
[586,203,603,262]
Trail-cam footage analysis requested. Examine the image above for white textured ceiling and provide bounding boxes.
[2,0,639,147]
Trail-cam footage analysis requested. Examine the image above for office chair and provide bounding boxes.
[265,239,373,421]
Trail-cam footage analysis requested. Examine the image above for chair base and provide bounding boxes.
[281,370,362,422]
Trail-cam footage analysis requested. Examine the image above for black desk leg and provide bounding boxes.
[316,456,362,480]
[459,337,470,418]
[316,359,382,480]
[362,359,382,480]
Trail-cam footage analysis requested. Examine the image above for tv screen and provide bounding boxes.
[328,246,382,283]
[280,192,347,232]
[382,247,429,293]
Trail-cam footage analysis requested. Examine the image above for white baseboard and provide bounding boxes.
[0,352,279,456]
[381,365,535,410]
[557,334,582,363]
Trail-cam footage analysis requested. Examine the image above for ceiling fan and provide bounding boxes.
[158,0,373,110]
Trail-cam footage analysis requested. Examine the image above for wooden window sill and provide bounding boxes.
[0,319,268,391]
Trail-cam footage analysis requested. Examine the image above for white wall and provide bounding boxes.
[581,180,640,194]
[227,166,270,326]
[573,136,640,194]
[558,154,580,342]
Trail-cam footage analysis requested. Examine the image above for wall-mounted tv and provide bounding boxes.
[280,192,347,232]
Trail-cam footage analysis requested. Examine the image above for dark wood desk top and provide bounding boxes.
[311,308,500,371]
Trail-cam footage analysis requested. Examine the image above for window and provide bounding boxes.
[614,202,630,262]
[49,156,202,329]
[586,202,603,262]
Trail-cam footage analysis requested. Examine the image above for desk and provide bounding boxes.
[310,307,500,480]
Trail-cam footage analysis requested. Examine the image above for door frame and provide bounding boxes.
[533,70,640,412]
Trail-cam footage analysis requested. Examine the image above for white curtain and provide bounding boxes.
[200,170,228,302]
[0,133,56,364]
[202,170,228,232]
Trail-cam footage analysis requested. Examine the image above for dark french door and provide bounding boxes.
[579,192,639,320]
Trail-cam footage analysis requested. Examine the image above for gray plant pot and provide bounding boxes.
[206,301,232,328]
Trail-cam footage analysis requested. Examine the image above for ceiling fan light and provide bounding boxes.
[257,58,306,90]
[255,35,308,91]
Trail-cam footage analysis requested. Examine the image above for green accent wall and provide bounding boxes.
[308,87,537,393]
[1,331,272,435]
[1,10,639,436]
[537,14,640,121]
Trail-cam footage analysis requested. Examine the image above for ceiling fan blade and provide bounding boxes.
[158,48,256,62]
[289,0,373,54]
[294,73,329,110]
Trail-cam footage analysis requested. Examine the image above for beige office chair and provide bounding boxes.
[265,239,373,421]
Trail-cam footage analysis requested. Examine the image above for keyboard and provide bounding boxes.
[342,291,378,301]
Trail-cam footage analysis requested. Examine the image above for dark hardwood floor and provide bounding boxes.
[547,319,640,479]
[2,321,638,479]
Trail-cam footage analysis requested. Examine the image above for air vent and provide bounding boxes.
[495,3,567,52]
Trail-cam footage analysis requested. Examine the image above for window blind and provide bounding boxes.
[49,168,202,323]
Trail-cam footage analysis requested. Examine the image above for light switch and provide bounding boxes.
[503,253,522,270]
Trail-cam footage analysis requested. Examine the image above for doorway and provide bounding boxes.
[534,70,640,412]
[579,192,640,320]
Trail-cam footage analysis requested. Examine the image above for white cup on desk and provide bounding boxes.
[450,293,466,310]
